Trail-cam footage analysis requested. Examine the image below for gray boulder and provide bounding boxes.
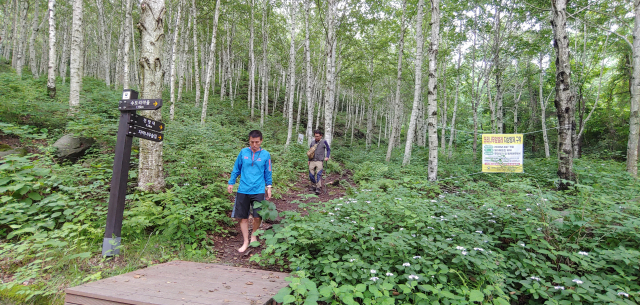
[0,147,27,158]
[52,134,95,161]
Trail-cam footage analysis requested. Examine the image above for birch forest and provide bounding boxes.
[1,0,640,303]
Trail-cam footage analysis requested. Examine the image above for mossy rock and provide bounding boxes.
[0,144,11,152]
[0,147,27,158]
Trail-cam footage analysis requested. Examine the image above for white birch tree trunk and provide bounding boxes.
[69,0,84,110]
[448,49,462,159]
[627,0,640,177]
[138,0,166,192]
[15,0,27,77]
[95,0,110,86]
[426,0,440,180]
[551,0,576,189]
[440,62,447,151]
[304,0,314,144]
[249,0,256,118]
[402,0,424,166]
[122,0,132,89]
[200,0,221,125]
[168,0,183,121]
[47,0,56,98]
[366,59,374,149]
[323,0,337,145]
[191,0,201,106]
[285,0,297,146]
[29,1,44,78]
[385,0,407,162]
[539,53,550,158]
[260,0,269,127]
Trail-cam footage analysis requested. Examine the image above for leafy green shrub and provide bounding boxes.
[352,161,389,183]
[254,159,640,304]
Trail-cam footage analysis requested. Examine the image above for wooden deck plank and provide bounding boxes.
[65,261,289,305]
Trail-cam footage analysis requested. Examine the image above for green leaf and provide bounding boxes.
[273,287,292,303]
[283,295,296,304]
[469,290,484,302]
[27,192,42,201]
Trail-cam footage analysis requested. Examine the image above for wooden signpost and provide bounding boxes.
[102,90,164,256]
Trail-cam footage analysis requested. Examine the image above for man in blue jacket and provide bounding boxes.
[227,130,273,253]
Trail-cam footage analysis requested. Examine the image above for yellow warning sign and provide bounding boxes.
[482,134,524,173]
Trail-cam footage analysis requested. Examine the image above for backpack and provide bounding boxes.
[307,142,319,159]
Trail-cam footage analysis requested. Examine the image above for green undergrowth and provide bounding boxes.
[0,72,311,303]
[253,149,640,304]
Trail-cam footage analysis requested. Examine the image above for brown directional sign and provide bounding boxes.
[128,125,164,142]
[118,99,163,111]
[130,114,164,132]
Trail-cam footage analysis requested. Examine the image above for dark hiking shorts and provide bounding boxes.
[231,193,265,219]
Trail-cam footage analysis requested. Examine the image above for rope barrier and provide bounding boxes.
[437,126,562,136]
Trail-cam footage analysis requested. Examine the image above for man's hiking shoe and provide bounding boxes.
[315,187,321,195]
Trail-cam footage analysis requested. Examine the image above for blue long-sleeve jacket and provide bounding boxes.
[228,147,273,194]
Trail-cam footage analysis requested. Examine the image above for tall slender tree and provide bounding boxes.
[138,0,167,192]
[628,0,640,177]
[550,0,576,189]
[68,0,84,110]
[426,0,440,181]
[385,0,407,162]
[46,0,56,97]
[284,0,297,146]
[200,0,221,125]
[402,0,424,166]
[191,0,201,106]
[168,0,184,121]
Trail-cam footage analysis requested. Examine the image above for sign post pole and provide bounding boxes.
[102,90,137,256]
[102,90,164,257]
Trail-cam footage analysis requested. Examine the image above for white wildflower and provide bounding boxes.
[488,208,493,211]
[507,204,513,207]
[461,251,468,255]
[530,276,540,281]
[335,208,340,211]
[399,228,404,231]
[408,275,419,280]
[337,204,343,206]
[427,227,434,230]
[402,263,410,267]
[328,212,334,215]
[473,248,484,251]
[446,238,453,241]
[488,220,496,223]
[431,200,437,203]
[345,217,349,219]
[370,227,375,230]
[366,201,371,203]
[411,234,416,237]
[526,208,532,211]
[370,269,377,274]
[413,256,421,259]
[618,292,629,297]
[386,272,394,276]
[554,286,565,290]
[352,221,357,224]
[330,219,334,222]
[456,246,465,250]
[349,259,356,262]
[577,251,588,256]
[572,279,583,285]
[370,277,379,282]
[453,215,458,218]
[519,243,525,247]
[395,198,402,200]
[475,231,483,234]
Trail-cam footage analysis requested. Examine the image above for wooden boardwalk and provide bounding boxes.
[65,261,289,305]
